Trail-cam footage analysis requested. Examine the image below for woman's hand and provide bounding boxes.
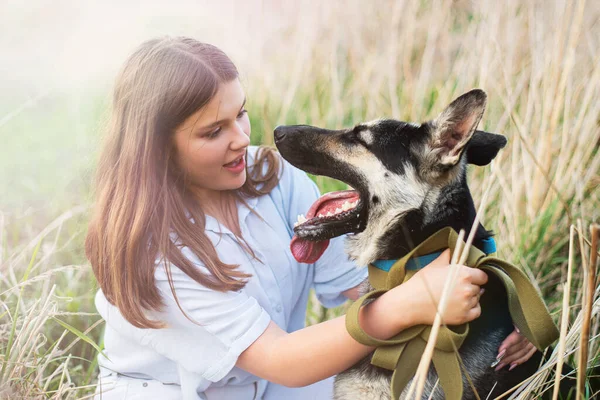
[492,326,537,371]
[394,249,488,326]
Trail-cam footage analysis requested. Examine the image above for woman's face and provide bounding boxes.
[173,79,251,200]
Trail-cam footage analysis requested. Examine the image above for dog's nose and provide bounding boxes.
[274,126,287,142]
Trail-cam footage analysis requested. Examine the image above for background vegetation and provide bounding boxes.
[1,0,598,398]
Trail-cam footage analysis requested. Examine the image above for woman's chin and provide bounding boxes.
[229,172,247,190]
[192,171,247,194]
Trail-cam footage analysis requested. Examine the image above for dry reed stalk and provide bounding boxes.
[577,224,598,398]
[552,225,576,400]
[407,169,495,399]
[406,229,465,400]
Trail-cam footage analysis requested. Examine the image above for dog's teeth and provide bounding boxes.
[335,208,342,214]
[342,201,350,211]
[326,212,333,217]
[294,222,299,227]
[297,214,307,224]
[318,213,324,218]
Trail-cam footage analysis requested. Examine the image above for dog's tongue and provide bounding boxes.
[290,236,330,264]
[290,190,359,264]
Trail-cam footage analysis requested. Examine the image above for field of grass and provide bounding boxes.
[1,0,599,398]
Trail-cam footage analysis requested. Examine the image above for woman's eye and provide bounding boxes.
[202,110,246,139]
[206,127,222,139]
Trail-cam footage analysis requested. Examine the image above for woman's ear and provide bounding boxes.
[466,130,508,166]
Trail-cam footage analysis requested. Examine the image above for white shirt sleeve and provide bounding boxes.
[96,249,271,383]
[312,235,368,308]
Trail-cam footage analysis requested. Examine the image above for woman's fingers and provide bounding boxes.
[467,302,482,320]
[498,328,524,355]
[503,341,531,363]
[510,345,537,369]
[468,290,482,308]
[494,327,538,371]
[468,268,488,285]
[495,343,536,371]
[503,336,528,359]
[421,250,490,325]
[466,285,483,297]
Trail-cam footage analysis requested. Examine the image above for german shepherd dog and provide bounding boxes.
[273,90,547,399]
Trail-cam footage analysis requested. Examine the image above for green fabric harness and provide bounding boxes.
[345,227,559,399]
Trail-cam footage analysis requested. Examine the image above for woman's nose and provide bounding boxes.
[231,122,250,150]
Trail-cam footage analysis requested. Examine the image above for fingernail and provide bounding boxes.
[515,326,520,333]
[494,363,506,372]
[490,350,506,368]
[509,363,517,371]
[479,288,485,295]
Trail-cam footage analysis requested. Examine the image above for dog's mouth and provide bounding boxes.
[290,189,366,263]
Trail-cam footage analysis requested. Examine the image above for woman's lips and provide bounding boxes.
[223,155,245,173]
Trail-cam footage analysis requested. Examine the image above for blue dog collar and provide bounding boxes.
[372,237,497,272]
[480,237,497,254]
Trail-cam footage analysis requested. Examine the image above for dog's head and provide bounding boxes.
[274,89,507,265]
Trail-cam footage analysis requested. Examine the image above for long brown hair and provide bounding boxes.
[85,37,280,329]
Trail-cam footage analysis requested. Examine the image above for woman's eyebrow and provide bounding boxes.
[201,97,247,131]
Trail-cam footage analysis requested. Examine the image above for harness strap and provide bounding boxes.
[345,227,559,400]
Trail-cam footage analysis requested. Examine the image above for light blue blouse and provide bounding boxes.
[94,146,368,400]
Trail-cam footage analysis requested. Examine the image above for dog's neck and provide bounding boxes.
[371,179,493,261]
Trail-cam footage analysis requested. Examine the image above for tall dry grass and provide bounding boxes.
[1,0,599,398]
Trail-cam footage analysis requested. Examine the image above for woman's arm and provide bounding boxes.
[236,279,419,387]
[236,250,488,387]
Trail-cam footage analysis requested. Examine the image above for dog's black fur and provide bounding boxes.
[274,90,558,399]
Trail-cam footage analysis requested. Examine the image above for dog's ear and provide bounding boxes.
[428,89,487,167]
[466,130,507,166]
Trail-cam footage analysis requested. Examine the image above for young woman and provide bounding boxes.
[86,36,535,399]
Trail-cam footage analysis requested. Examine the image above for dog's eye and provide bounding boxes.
[354,134,369,147]
[342,129,369,147]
